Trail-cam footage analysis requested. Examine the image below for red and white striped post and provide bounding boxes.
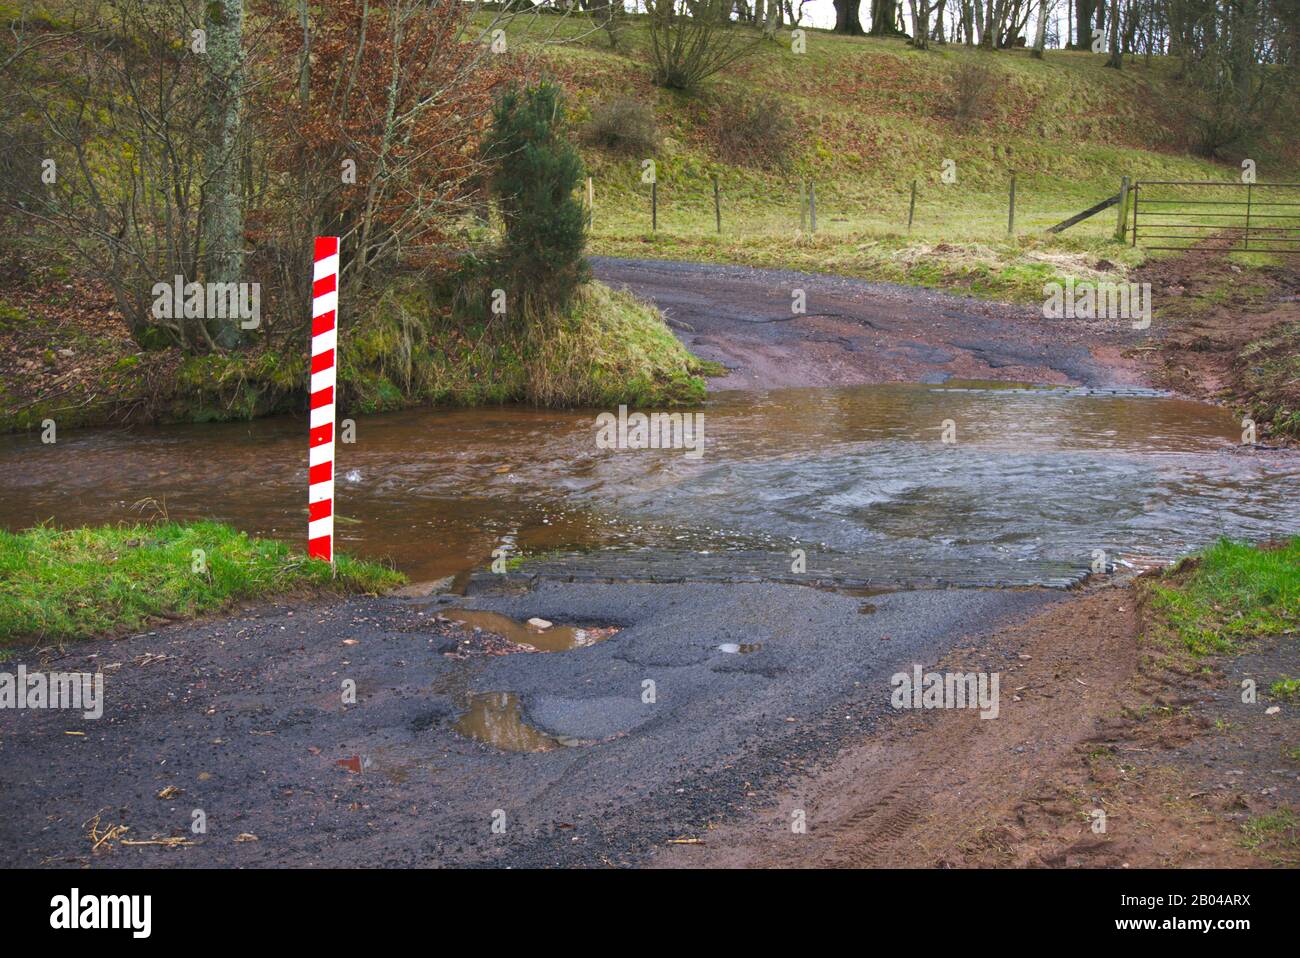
[308,236,339,564]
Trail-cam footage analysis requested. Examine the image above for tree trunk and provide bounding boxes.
[1031,0,1049,57]
[869,0,906,36]
[833,0,865,34]
[978,0,995,47]
[1105,0,1121,66]
[201,0,246,350]
[908,0,926,47]
[762,0,781,36]
[1122,0,1138,53]
[1074,0,1092,49]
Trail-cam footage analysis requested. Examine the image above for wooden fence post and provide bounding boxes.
[1007,172,1016,236]
[712,174,721,234]
[809,181,817,233]
[587,176,594,230]
[1114,176,1129,241]
[651,181,657,232]
[908,179,917,231]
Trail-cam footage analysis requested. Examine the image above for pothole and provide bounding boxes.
[442,609,619,653]
[453,692,583,752]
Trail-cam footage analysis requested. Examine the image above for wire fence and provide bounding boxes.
[584,174,1144,244]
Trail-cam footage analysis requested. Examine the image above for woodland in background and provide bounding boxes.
[0,0,1296,362]
[0,0,522,354]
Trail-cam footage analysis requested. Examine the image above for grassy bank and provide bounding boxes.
[0,522,404,645]
[1133,248,1300,441]
[1239,322,1300,440]
[508,15,1298,302]
[1145,537,1300,657]
[0,276,717,433]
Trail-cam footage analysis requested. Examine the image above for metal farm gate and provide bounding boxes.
[1132,180,1300,253]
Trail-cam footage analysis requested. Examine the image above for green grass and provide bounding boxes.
[360,279,715,411]
[0,522,405,644]
[497,14,1299,301]
[1270,676,1300,702]
[1241,809,1299,860]
[1147,538,1300,656]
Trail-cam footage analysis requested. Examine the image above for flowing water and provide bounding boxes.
[3,383,1297,588]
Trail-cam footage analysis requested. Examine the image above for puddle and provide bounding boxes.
[444,609,616,653]
[718,642,763,654]
[453,692,581,752]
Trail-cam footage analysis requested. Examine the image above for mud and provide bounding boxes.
[1131,244,1300,440]
[652,583,1298,869]
[592,257,1153,392]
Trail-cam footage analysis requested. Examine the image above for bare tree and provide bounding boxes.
[762,0,782,38]
[645,0,760,90]
[908,0,941,47]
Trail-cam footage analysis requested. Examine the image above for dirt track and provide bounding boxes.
[651,578,1298,870]
[592,256,1153,392]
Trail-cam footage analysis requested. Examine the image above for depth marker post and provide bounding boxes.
[308,235,339,565]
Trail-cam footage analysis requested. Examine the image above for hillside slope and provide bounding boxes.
[515,15,1298,299]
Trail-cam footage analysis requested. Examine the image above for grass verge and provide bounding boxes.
[1144,537,1300,657]
[0,521,405,645]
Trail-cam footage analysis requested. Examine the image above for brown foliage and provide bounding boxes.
[941,62,998,129]
[711,93,798,170]
[252,0,518,315]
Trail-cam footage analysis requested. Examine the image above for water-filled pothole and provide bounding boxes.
[453,692,582,752]
[443,609,618,653]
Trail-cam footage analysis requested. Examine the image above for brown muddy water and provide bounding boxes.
[2,384,1297,587]
[441,609,614,652]
[453,691,573,752]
